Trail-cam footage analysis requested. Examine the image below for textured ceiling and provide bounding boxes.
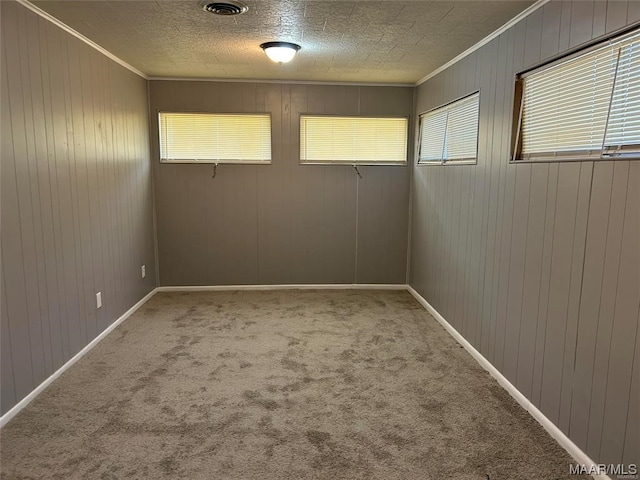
[31,0,535,83]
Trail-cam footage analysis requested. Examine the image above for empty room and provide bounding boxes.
[1,0,638,478]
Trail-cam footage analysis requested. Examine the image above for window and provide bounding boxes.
[158,112,271,163]
[299,115,408,165]
[417,92,480,165]
[513,27,640,162]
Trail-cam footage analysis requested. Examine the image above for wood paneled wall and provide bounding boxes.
[1,2,156,415]
[410,0,639,466]
[150,81,413,286]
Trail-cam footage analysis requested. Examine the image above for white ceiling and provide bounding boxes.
[31,0,536,84]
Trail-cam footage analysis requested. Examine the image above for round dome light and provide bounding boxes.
[260,42,301,64]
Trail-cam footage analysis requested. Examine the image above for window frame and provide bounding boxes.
[416,91,480,167]
[298,113,410,166]
[157,111,273,165]
[510,24,640,164]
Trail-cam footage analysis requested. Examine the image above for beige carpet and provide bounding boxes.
[0,290,585,480]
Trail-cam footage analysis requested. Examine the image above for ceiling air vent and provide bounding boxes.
[203,1,248,16]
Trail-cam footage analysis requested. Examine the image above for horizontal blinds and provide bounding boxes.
[419,110,447,162]
[446,94,480,161]
[299,116,408,164]
[604,30,640,156]
[418,92,479,163]
[520,27,639,160]
[159,113,271,163]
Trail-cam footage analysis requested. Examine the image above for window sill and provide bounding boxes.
[417,159,477,166]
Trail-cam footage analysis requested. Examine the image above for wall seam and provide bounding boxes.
[148,80,160,288]
[595,161,632,459]
[404,86,417,285]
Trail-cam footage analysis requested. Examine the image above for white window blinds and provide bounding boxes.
[299,116,408,164]
[418,92,479,164]
[159,113,271,163]
[604,30,640,156]
[518,28,640,160]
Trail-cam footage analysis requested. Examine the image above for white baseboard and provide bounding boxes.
[0,283,404,427]
[406,286,610,480]
[0,288,158,428]
[0,282,611,480]
[157,283,407,292]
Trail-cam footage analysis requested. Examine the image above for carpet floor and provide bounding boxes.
[0,290,586,480]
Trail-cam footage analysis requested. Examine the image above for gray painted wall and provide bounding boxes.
[2,0,637,468]
[1,1,156,415]
[410,0,639,466]
[149,81,413,286]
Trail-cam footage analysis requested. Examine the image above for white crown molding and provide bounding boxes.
[16,0,148,80]
[16,0,549,89]
[148,77,414,88]
[415,0,551,86]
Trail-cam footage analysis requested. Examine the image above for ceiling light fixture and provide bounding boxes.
[260,42,301,64]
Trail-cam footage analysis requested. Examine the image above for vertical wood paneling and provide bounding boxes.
[357,86,412,284]
[605,0,630,33]
[1,274,16,413]
[629,1,640,23]
[570,162,616,450]
[592,1,608,38]
[453,168,471,333]
[37,16,66,369]
[599,161,639,465]
[468,44,492,347]
[67,37,96,345]
[558,1,573,52]
[288,85,313,284]
[445,166,462,325]
[569,1,595,48]
[25,13,58,374]
[531,162,559,405]
[15,8,50,385]
[150,81,413,286]
[258,84,292,284]
[503,163,531,382]
[584,161,631,460]
[623,312,640,465]
[516,164,548,398]
[2,8,37,398]
[1,1,156,415]
[540,163,580,423]
[479,41,501,357]
[558,162,593,433]
[410,0,638,465]
[494,19,527,373]
[488,27,516,366]
[356,166,409,284]
[504,11,542,383]
[540,2,562,60]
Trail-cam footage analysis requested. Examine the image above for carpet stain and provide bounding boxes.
[306,430,332,449]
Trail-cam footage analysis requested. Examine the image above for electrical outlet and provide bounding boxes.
[141,265,146,279]
[96,292,102,309]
